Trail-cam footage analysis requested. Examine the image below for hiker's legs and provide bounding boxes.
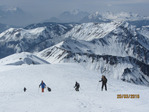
[42,88,44,92]
[101,83,104,91]
[105,83,107,91]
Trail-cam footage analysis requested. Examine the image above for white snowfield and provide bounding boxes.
[0,63,149,112]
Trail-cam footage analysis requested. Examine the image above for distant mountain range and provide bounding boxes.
[0,6,32,26]
[45,9,89,23]
[0,7,149,26]
[45,10,149,24]
[0,22,75,58]
[0,10,149,86]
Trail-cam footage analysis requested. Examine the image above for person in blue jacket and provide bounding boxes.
[39,80,46,92]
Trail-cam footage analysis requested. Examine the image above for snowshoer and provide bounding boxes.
[74,81,80,91]
[24,87,27,92]
[39,80,46,92]
[99,75,107,91]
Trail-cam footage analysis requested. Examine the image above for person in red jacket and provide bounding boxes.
[39,80,46,92]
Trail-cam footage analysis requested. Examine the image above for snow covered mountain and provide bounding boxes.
[65,22,122,41]
[59,9,89,23]
[0,20,149,86]
[0,22,75,58]
[128,19,149,28]
[38,41,149,86]
[139,26,149,38]
[1,8,149,112]
[0,6,23,17]
[80,11,110,23]
[80,11,149,23]
[37,21,149,86]
[45,10,89,23]
[0,6,30,26]
[102,12,143,21]
[46,11,149,24]
[65,22,149,64]
[0,52,49,65]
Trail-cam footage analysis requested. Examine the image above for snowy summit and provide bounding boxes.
[0,10,149,112]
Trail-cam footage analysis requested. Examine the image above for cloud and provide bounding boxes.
[0,0,148,25]
[105,0,149,5]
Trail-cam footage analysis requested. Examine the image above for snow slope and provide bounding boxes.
[0,52,49,65]
[0,64,149,112]
[38,45,149,86]
[0,21,149,87]
[65,22,122,41]
[139,26,149,39]
[37,22,149,86]
[64,22,149,64]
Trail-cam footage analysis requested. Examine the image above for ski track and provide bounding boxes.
[0,64,149,112]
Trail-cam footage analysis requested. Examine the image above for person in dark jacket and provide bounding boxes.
[24,87,27,92]
[99,75,107,91]
[74,81,80,91]
[39,80,46,92]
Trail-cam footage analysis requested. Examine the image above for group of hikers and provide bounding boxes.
[24,75,107,93]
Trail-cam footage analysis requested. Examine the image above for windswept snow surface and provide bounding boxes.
[0,64,149,112]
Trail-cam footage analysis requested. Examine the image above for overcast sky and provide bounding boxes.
[0,0,149,21]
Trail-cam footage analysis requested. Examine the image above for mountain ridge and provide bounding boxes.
[0,20,149,86]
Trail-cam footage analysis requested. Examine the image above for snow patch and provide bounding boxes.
[0,52,49,65]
